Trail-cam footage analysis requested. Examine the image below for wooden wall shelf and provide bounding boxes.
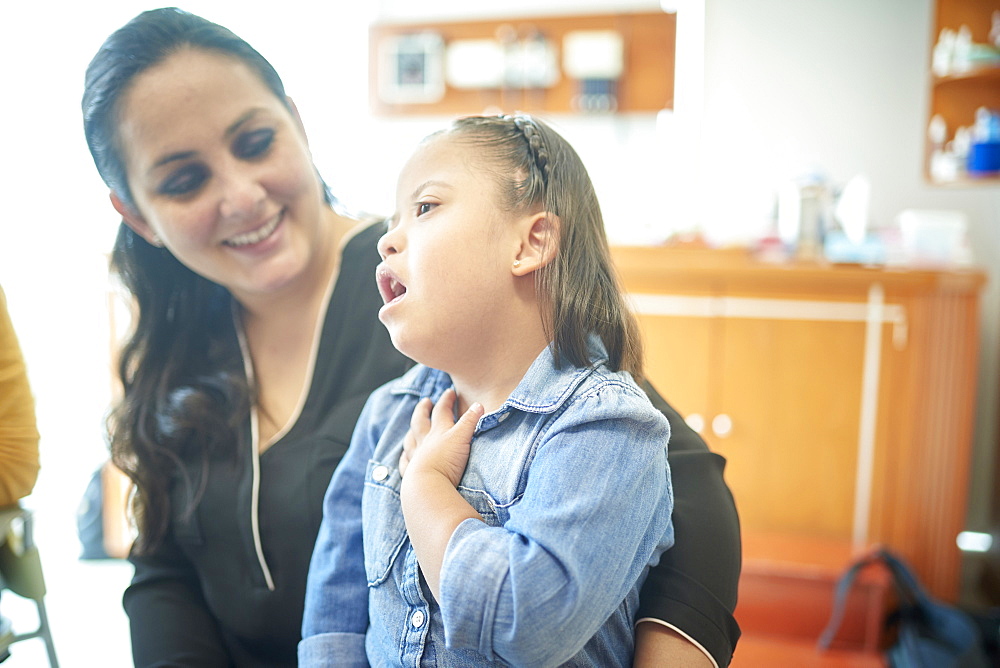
[926,0,1000,186]
[368,11,676,116]
[934,64,1000,85]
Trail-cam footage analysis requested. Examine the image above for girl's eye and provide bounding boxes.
[233,128,275,160]
[158,164,209,197]
[417,202,437,216]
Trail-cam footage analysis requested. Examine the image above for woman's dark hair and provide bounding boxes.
[82,8,292,553]
[445,114,644,380]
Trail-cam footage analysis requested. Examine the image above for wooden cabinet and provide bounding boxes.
[926,0,1000,185]
[611,247,985,600]
[640,309,868,540]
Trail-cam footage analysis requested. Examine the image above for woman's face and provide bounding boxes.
[113,48,334,304]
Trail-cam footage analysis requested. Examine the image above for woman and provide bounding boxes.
[82,8,741,667]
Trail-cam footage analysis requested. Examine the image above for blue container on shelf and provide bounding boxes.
[968,107,1000,175]
[967,141,1000,174]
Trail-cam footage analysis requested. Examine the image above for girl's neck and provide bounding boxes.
[433,275,553,415]
[448,325,551,416]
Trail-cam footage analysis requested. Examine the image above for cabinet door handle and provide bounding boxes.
[712,414,733,438]
[685,413,705,434]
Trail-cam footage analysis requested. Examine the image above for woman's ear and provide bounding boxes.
[110,192,163,247]
[512,211,559,276]
[286,96,309,140]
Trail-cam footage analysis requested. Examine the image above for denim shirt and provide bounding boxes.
[300,339,674,667]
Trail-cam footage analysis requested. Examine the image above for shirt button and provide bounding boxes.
[411,610,425,628]
[371,465,389,482]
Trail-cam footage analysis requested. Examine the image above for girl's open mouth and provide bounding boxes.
[376,264,407,305]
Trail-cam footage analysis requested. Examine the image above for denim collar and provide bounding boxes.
[390,335,610,430]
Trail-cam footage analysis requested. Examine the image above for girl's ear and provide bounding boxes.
[110,192,163,247]
[512,211,559,276]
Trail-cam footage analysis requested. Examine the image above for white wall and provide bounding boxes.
[374,0,665,22]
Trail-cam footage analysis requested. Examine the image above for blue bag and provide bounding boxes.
[819,548,990,668]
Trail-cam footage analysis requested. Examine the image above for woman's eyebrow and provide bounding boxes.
[225,108,264,138]
[148,109,267,173]
[150,150,197,172]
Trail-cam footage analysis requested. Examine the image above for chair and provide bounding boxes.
[0,505,58,667]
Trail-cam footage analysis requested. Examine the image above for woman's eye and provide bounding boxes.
[158,164,209,197]
[417,202,437,216]
[233,128,275,160]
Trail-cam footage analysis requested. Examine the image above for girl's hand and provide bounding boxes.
[398,388,483,487]
[398,389,485,600]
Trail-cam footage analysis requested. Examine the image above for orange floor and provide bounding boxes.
[733,634,885,667]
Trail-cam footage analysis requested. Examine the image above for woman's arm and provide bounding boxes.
[125,531,233,667]
[636,380,742,668]
[635,625,716,667]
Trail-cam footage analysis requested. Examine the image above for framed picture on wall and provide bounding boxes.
[377,32,445,104]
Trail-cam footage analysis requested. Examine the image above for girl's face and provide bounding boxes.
[113,48,335,304]
[376,134,531,371]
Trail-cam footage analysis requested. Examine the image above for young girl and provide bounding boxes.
[299,114,673,667]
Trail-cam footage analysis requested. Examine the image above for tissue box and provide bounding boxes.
[896,209,971,267]
[823,230,886,265]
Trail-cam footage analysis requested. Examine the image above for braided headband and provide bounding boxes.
[510,114,549,184]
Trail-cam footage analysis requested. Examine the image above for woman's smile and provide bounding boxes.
[222,209,285,248]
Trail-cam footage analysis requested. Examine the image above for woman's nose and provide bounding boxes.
[218,171,266,220]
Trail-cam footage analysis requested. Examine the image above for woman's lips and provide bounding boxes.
[223,210,283,247]
[376,264,407,306]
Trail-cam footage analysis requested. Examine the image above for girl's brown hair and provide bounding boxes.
[446,114,644,380]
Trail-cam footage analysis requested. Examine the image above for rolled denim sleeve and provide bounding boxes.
[438,385,673,666]
[299,399,379,667]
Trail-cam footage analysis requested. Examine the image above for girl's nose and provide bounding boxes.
[377,225,401,259]
[218,172,266,220]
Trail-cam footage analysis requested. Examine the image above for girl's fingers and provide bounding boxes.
[430,388,456,424]
[403,429,417,454]
[409,397,433,436]
[459,402,485,427]
[451,401,484,441]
